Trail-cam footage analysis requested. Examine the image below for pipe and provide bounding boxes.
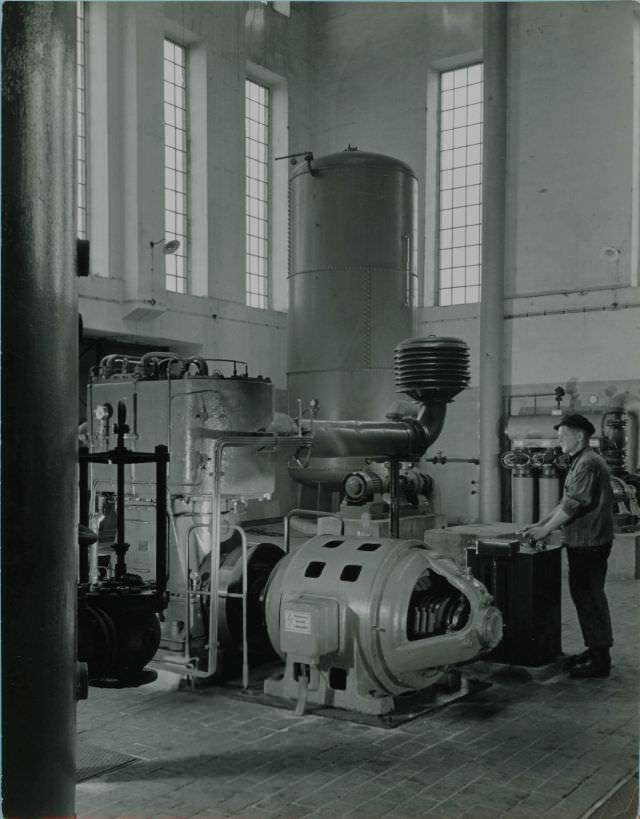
[505,302,640,320]
[304,401,447,463]
[417,401,447,447]
[2,3,78,816]
[389,460,401,538]
[618,398,640,474]
[479,4,508,523]
[201,434,309,678]
[306,418,428,461]
[229,525,249,690]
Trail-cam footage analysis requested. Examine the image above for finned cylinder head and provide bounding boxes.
[394,336,471,404]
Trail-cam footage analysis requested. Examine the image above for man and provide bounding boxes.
[521,413,614,678]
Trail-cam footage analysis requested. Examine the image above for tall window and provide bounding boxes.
[164,39,189,294]
[76,0,87,239]
[245,79,270,309]
[438,64,483,306]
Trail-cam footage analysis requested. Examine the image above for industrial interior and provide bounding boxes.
[2,2,640,818]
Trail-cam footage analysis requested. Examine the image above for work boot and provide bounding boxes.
[562,649,591,672]
[569,648,611,678]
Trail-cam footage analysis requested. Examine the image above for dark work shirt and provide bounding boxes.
[561,446,614,548]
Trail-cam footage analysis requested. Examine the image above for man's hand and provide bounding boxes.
[523,524,549,543]
[516,523,536,536]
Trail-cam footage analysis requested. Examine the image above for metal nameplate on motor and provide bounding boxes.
[285,609,312,634]
[474,538,520,557]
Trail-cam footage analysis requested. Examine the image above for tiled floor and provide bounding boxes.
[76,536,640,819]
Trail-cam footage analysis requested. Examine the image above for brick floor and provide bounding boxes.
[77,539,639,819]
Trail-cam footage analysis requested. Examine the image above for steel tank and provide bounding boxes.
[287,149,418,422]
[89,374,275,498]
[538,464,560,519]
[505,413,606,448]
[511,466,536,525]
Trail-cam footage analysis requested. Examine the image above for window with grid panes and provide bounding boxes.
[245,80,270,309]
[76,0,87,239]
[164,39,189,294]
[438,64,483,306]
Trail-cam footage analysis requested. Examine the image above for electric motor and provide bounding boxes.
[264,535,502,714]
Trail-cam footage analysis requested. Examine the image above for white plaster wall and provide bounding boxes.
[310,2,483,301]
[505,2,635,295]
[80,1,315,390]
[79,2,639,523]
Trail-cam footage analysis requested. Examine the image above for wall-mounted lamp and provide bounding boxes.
[150,238,180,275]
[600,246,621,262]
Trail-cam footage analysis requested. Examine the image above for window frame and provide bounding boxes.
[76,0,88,240]
[163,37,190,295]
[436,62,484,307]
[245,77,272,310]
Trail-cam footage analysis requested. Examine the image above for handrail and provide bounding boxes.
[205,434,310,679]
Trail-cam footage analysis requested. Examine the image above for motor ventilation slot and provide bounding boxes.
[357,542,381,552]
[340,565,362,582]
[304,561,326,578]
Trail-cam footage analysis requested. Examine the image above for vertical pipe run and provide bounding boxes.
[79,446,91,583]
[389,460,401,538]
[2,3,78,816]
[479,4,508,523]
[116,457,127,577]
[155,444,169,598]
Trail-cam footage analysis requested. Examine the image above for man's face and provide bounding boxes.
[557,425,583,454]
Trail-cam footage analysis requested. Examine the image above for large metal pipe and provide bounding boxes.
[302,401,447,462]
[479,4,508,522]
[2,3,78,815]
[306,418,428,461]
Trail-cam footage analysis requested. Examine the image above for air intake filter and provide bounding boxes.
[394,336,470,403]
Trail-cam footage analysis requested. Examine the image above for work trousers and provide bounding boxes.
[566,542,613,649]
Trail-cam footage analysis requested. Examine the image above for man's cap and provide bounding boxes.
[552,413,596,437]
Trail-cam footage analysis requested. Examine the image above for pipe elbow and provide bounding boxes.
[416,401,448,449]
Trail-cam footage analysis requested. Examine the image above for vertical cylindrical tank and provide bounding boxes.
[2,2,78,815]
[511,467,536,525]
[538,465,560,519]
[287,149,418,421]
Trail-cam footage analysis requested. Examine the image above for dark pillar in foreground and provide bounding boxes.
[2,3,78,816]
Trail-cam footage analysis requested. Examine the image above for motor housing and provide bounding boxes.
[264,535,502,714]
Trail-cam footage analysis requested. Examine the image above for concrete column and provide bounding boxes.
[2,3,78,815]
[479,4,508,523]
